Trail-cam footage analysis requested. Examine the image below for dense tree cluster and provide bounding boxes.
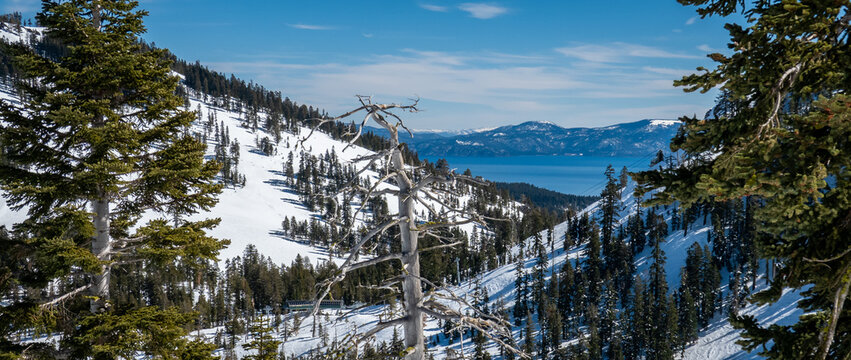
[493,181,599,213]
[0,1,226,357]
[634,1,851,357]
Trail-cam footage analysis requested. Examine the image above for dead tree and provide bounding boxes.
[299,96,527,359]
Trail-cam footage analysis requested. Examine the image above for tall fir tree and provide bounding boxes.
[599,164,620,265]
[633,1,851,358]
[0,0,225,357]
[647,239,672,360]
[243,317,282,360]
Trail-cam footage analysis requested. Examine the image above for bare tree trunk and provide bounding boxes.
[816,262,851,360]
[90,190,111,313]
[302,98,524,358]
[393,145,425,359]
[87,1,110,315]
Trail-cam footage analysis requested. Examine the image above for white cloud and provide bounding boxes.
[642,66,697,77]
[697,44,718,52]
[458,3,508,19]
[288,24,335,31]
[596,104,710,121]
[362,33,374,38]
[206,46,716,129]
[556,43,702,63]
[420,4,449,12]
[686,16,698,25]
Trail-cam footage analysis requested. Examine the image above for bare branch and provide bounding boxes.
[298,105,370,147]
[359,316,408,340]
[416,218,476,232]
[419,241,463,254]
[419,305,528,359]
[40,284,92,309]
[348,253,403,272]
[309,216,408,318]
[804,247,851,264]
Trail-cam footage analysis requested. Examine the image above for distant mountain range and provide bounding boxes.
[366,119,681,157]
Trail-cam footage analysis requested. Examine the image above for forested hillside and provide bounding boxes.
[0,0,849,358]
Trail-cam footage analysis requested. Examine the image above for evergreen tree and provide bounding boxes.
[647,240,671,360]
[523,313,535,357]
[557,260,575,338]
[513,254,528,326]
[677,286,699,348]
[627,206,646,255]
[243,317,283,360]
[583,224,603,307]
[599,164,620,264]
[625,276,648,359]
[532,233,547,315]
[633,1,851,358]
[0,0,225,357]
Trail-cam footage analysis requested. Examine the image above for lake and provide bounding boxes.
[429,155,655,196]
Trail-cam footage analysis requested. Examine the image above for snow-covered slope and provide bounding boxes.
[209,180,804,359]
[0,22,43,44]
[443,185,804,359]
[0,81,515,268]
[181,99,371,266]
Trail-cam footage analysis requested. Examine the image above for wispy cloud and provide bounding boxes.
[556,43,702,63]
[686,16,698,25]
[642,66,697,77]
[420,4,449,12]
[288,24,335,31]
[362,33,374,38]
[458,3,508,19]
[207,46,714,128]
[697,44,719,53]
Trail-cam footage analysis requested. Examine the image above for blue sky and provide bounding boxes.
[5,1,735,130]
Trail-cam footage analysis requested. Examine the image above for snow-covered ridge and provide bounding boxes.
[174,94,518,267]
[0,22,44,45]
[649,119,680,127]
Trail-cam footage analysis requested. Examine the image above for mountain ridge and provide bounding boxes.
[367,118,681,157]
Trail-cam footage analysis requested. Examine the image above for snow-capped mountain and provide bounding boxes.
[374,119,682,157]
[362,125,495,142]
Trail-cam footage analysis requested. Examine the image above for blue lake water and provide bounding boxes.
[429,155,655,196]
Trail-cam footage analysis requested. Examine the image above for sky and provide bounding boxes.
[3,0,737,130]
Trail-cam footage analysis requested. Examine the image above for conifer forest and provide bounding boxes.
[0,0,848,359]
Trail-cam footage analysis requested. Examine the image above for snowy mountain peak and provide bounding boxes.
[512,120,563,132]
[648,119,681,127]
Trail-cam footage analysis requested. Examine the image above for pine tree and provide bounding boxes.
[663,295,680,360]
[625,276,648,359]
[558,260,575,338]
[513,255,528,326]
[532,233,547,315]
[523,312,535,357]
[600,164,620,264]
[627,206,646,255]
[647,240,671,360]
[243,317,283,360]
[633,1,851,358]
[0,0,225,357]
[677,286,698,348]
[583,224,602,307]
